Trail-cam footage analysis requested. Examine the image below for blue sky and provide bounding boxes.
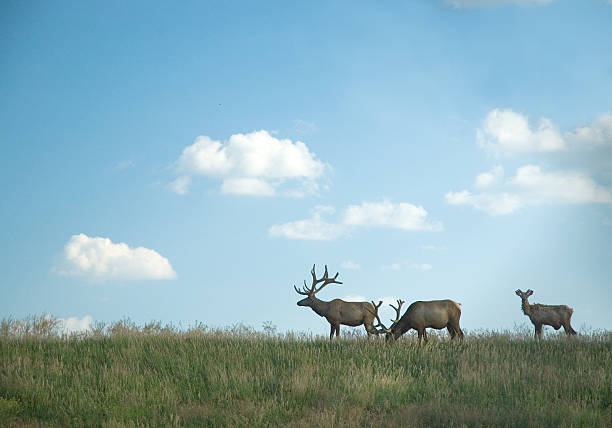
[1,0,611,335]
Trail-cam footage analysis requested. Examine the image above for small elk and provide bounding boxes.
[370,299,464,344]
[515,289,577,339]
[294,264,381,340]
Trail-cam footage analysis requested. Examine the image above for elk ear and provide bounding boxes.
[526,289,533,296]
[515,289,521,296]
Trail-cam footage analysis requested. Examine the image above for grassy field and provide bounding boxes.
[0,317,610,427]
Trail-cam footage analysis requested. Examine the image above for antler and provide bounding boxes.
[369,300,391,333]
[368,299,405,335]
[389,299,405,324]
[294,264,342,296]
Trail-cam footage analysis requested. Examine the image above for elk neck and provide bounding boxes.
[520,297,532,316]
[307,296,331,317]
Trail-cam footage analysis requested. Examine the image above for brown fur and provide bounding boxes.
[297,296,380,340]
[515,289,577,339]
[388,299,464,344]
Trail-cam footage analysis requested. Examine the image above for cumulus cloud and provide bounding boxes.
[477,110,612,156]
[445,190,523,215]
[445,0,553,7]
[168,176,191,195]
[58,315,93,334]
[221,177,276,196]
[269,201,442,240]
[475,165,504,189]
[268,206,344,241]
[512,165,612,204]
[344,201,443,231]
[446,165,612,215]
[343,294,367,302]
[172,130,325,196]
[565,113,612,149]
[58,234,177,280]
[477,109,565,155]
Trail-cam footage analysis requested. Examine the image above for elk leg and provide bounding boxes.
[423,329,428,343]
[457,327,465,341]
[447,326,456,340]
[335,325,340,338]
[563,323,578,336]
[449,321,465,341]
[417,329,423,345]
[329,324,335,341]
[365,322,378,337]
[534,324,543,340]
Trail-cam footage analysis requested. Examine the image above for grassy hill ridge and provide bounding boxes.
[0,317,610,427]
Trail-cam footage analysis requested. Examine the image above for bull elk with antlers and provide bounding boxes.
[515,289,577,339]
[294,265,381,340]
[370,299,464,344]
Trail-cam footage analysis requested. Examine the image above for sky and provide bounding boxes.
[1,0,611,335]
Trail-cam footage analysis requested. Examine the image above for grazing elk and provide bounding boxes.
[370,299,464,344]
[515,289,577,339]
[294,265,381,340]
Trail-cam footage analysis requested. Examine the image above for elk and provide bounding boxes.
[294,265,381,340]
[515,289,577,339]
[370,299,464,344]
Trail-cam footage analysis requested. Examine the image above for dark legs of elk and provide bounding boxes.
[534,324,543,340]
[417,329,428,345]
[563,323,578,336]
[365,323,380,338]
[329,324,340,340]
[447,323,465,341]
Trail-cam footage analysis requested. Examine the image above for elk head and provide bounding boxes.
[294,264,343,307]
[369,299,405,341]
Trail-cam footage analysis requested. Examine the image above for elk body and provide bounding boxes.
[294,265,380,340]
[371,299,464,344]
[515,289,577,339]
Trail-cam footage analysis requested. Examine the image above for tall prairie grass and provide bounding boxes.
[0,316,610,427]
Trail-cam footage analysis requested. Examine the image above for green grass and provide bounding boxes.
[0,317,610,427]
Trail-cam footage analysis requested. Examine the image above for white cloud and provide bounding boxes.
[512,165,612,204]
[445,0,553,7]
[477,109,565,155]
[382,263,401,271]
[341,260,361,270]
[59,315,93,334]
[268,206,344,241]
[446,165,612,215]
[221,177,276,196]
[59,234,177,280]
[565,113,612,149]
[173,130,325,196]
[475,165,504,189]
[168,175,191,195]
[269,200,442,240]
[445,190,523,215]
[343,294,367,302]
[344,201,443,231]
[477,110,612,156]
